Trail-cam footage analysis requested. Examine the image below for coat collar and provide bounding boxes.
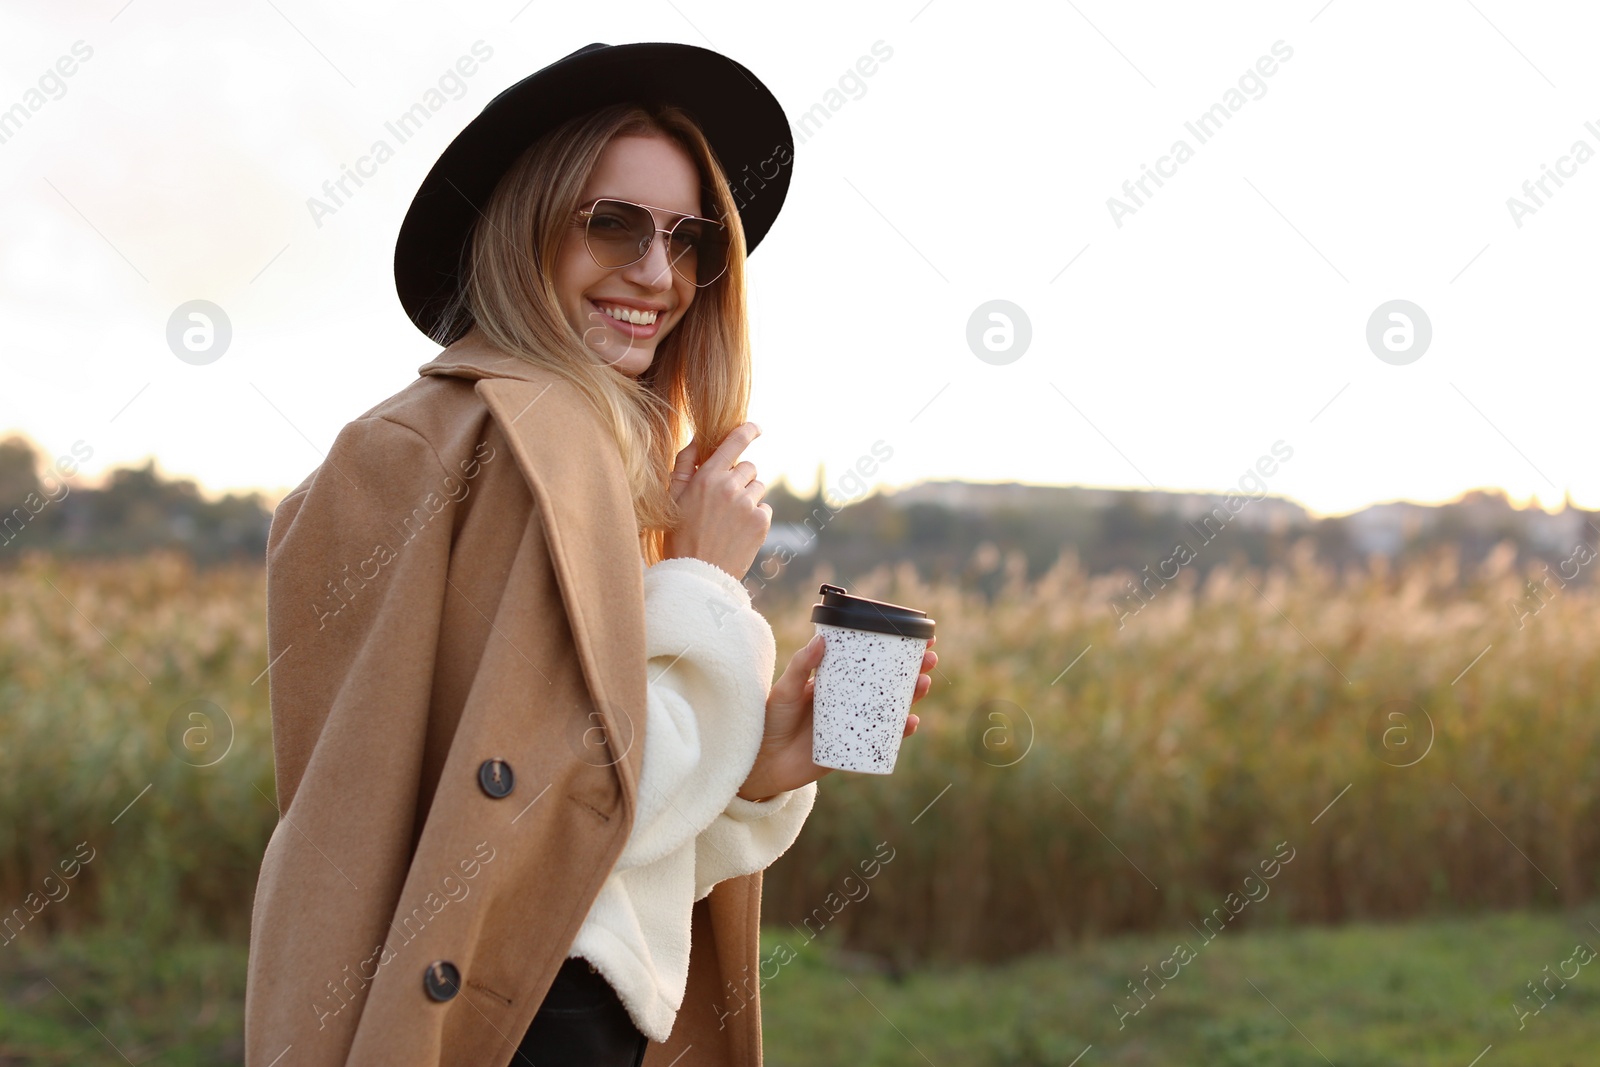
[414,326,557,385]
[417,328,648,821]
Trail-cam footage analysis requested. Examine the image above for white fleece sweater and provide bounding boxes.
[565,554,817,1043]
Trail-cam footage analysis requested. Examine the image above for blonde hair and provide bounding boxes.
[432,102,753,566]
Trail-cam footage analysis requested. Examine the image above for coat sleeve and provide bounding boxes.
[609,555,777,873]
[261,413,458,815]
[247,414,461,1062]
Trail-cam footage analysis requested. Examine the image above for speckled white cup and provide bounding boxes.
[811,622,930,775]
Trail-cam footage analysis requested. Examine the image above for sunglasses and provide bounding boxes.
[573,197,731,287]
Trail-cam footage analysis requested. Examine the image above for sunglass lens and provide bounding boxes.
[666,218,730,286]
[585,200,654,269]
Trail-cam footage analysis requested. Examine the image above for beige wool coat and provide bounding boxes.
[245,330,777,1066]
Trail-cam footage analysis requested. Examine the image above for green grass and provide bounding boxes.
[0,929,245,1065]
[2,912,1597,1065]
[761,908,1600,1067]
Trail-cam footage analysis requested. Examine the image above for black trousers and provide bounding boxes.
[513,956,649,1067]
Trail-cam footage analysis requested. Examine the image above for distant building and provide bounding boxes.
[883,480,1119,511]
[869,478,1596,560]
[761,521,817,556]
[882,480,1311,532]
[1524,491,1592,553]
[1340,502,1434,556]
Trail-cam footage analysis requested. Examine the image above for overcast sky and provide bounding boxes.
[3,0,1597,518]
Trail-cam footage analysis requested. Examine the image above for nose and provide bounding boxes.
[620,224,677,292]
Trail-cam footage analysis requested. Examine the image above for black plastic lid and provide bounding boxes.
[810,583,935,640]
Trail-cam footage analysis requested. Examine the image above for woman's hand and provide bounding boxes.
[736,634,939,802]
[661,421,770,581]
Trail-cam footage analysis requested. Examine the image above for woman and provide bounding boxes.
[244,42,936,1067]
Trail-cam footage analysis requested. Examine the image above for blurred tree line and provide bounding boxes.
[0,436,270,567]
[756,474,1598,603]
[2,434,1591,594]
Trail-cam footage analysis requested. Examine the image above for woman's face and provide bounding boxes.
[554,133,703,378]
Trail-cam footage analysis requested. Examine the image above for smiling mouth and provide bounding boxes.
[592,301,660,326]
[587,299,663,345]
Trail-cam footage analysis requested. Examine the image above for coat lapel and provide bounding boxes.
[454,353,648,827]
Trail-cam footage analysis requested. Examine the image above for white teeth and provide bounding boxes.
[597,303,658,325]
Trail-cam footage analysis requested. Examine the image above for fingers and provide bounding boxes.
[796,633,824,679]
[670,437,699,501]
[703,421,760,474]
[674,437,700,468]
[777,633,824,696]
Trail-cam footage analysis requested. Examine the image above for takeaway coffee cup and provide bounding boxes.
[810,583,936,774]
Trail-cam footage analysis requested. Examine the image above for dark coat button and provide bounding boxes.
[424,960,460,1001]
[478,758,514,798]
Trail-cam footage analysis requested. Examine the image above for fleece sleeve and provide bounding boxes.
[608,555,777,873]
[693,779,817,902]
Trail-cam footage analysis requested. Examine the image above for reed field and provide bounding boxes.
[0,540,1596,969]
[764,541,1600,966]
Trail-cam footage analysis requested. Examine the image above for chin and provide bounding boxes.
[600,350,653,377]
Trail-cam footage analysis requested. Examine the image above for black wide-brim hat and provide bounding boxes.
[394,41,793,345]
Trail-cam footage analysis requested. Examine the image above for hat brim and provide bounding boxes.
[394,41,793,345]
